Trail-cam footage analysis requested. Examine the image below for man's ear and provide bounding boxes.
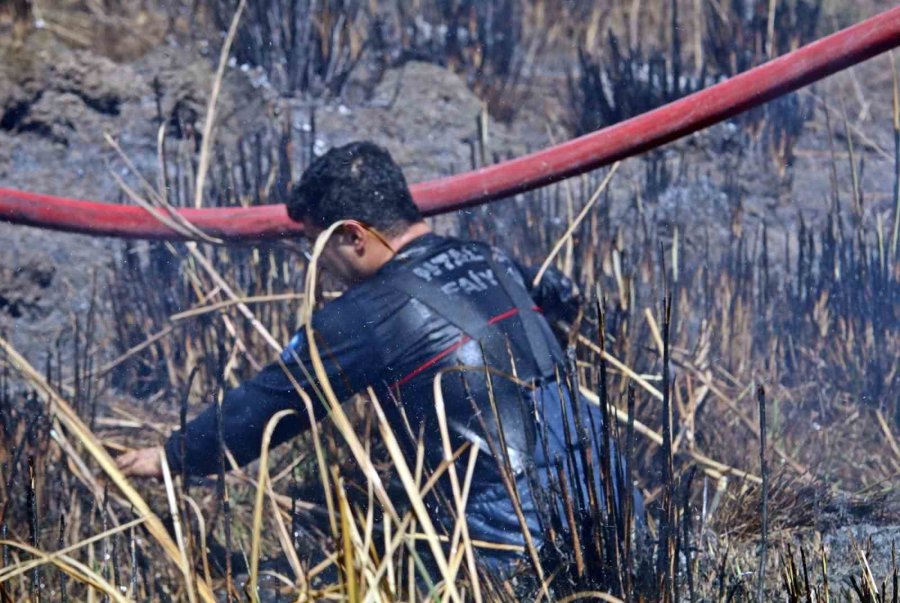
[342,221,369,255]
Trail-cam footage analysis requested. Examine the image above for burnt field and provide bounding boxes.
[1,0,899,601]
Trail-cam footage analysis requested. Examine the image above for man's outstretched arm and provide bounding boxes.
[118,295,376,478]
[162,359,327,477]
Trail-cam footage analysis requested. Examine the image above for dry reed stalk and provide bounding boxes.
[104,133,222,244]
[48,428,126,515]
[891,50,900,263]
[169,293,310,322]
[161,444,199,603]
[840,98,864,218]
[533,162,621,287]
[183,496,213,590]
[442,446,481,598]
[248,409,298,599]
[335,472,359,601]
[194,0,247,210]
[674,358,809,477]
[362,515,415,602]
[875,410,900,471]
[433,371,483,602]
[801,91,892,161]
[263,475,306,590]
[756,385,768,603]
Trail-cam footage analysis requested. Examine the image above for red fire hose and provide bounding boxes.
[2,6,900,241]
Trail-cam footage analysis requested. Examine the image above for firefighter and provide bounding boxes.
[117,141,636,574]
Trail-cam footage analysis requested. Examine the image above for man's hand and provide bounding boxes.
[116,446,164,479]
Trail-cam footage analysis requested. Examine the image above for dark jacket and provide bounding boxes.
[165,232,583,549]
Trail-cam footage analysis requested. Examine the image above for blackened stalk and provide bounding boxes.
[215,391,234,603]
[27,456,41,603]
[73,317,81,414]
[83,272,98,416]
[555,454,584,578]
[681,468,696,603]
[129,525,139,599]
[479,360,547,586]
[891,541,897,603]
[656,292,675,603]
[624,383,636,602]
[101,486,111,603]
[0,522,7,567]
[579,427,605,572]
[180,367,199,496]
[536,388,563,537]
[0,361,9,446]
[595,299,622,587]
[800,544,812,603]
[565,347,604,569]
[555,372,587,517]
[58,513,68,603]
[756,385,769,603]
[109,502,121,596]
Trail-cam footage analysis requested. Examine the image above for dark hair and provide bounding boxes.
[287,141,422,235]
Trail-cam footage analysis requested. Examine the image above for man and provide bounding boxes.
[118,141,628,573]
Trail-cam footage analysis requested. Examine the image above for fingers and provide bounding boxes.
[115,447,163,479]
[116,450,137,473]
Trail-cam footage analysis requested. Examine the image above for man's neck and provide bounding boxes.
[386,221,432,253]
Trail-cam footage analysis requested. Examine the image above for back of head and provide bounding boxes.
[287,141,422,236]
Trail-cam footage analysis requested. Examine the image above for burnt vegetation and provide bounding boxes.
[1,0,900,601]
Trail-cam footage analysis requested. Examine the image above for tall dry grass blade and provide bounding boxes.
[443,446,481,602]
[479,363,549,598]
[368,516,415,603]
[433,371,483,602]
[170,293,310,322]
[336,472,359,602]
[249,409,296,601]
[890,50,900,264]
[572,328,662,401]
[161,445,198,603]
[840,98,864,217]
[194,0,247,209]
[263,476,305,591]
[105,133,222,244]
[756,385,768,603]
[183,496,213,591]
[534,162,621,287]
